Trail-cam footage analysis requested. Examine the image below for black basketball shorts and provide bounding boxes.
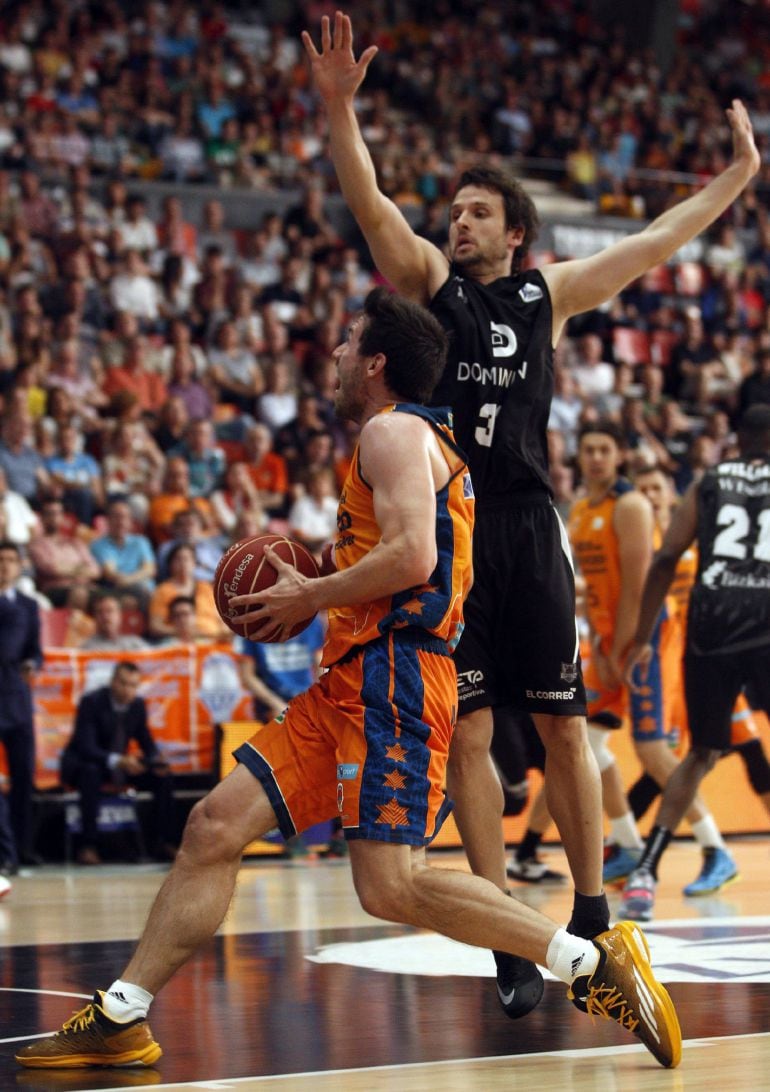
[454,498,587,717]
[684,641,770,750]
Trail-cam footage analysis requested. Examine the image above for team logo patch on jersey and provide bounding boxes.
[560,661,578,684]
[591,516,604,529]
[490,322,517,358]
[519,283,544,303]
[337,764,359,780]
[462,472,475,499]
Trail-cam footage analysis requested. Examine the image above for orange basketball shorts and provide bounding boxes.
[234,632,457,845]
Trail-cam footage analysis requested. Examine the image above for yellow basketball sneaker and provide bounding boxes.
[15,992,162,1069]
[568,921,682,1068]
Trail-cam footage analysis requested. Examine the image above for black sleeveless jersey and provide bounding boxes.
[688,455,770,654]
[429,267,553,502]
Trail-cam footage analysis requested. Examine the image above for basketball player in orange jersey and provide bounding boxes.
[17,290,682,1071]
[569,422,724,889]
[303,9,759,1018]
[630,463,770,895]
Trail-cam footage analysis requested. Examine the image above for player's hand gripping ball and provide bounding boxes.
[213,534,319,642]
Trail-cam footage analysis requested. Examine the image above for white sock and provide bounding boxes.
[102,980,154,1022]
[690,815,725,850]
[609,812,644,850]
[546,927,600,986]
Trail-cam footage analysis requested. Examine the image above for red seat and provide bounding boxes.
[650,329,679,367]
[39,608,71,649]
[612,326,651,365]
[641,265,675,293]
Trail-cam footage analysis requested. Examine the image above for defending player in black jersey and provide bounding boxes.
[302,11,760,1017]
[621,405,770,921]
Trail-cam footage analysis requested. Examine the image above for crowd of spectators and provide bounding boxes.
[0,0,768,652]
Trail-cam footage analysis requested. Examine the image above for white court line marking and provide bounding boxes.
[0,986,91,1046]
[72,1031,770,1091]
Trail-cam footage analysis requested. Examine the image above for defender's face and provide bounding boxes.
[578,433,622,487]
[449,186,521,275]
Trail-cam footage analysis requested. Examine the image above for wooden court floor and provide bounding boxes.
[1,837,769,1091]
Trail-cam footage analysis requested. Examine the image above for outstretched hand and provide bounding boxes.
[623,640,653,692]
[302,11,378,103]
[727,99,760,177]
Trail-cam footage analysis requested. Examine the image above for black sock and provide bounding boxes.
[628,773,661,821]
[637,824,672,880]
[567,890,610,940]
[517,829,542,862]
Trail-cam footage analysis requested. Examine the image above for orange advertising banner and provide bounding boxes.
[28,644,253,790]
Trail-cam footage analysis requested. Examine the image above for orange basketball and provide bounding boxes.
[213,534,320,642]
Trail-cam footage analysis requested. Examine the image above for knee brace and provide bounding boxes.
[587,724,616,773]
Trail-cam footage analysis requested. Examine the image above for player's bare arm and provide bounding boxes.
[230,413,440,635]
[545,100,760,340]
[624,484,699,684]
[609,490,655,681]
[302,11,447,302]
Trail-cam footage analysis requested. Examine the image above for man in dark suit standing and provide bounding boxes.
[60,662,177,865]
[0,541,42,875]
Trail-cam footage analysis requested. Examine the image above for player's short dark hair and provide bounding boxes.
[359,287,448,404]
[0,540,20,557]
[113,661,140,678]
[168,595,195,618]
[737,404,770,454]
[167,542,196,568]
[577,419,625,448]
[452,165,540,274]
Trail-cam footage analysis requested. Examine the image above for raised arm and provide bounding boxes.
[544,100,760,340]
[302,12,448,302]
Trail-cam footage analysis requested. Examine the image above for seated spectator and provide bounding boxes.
[0,466,38,546]
[210,461,267,535]
[207,319,263,413]
[44,422,104,525]
[156,195,197,263]
[667,308,723,409]
[242,422,289,516]
[738,347,770,415]
[549,369,583,457]
[148,542,229,641]
[60,661,176,865]
[156,506,225,583]
[148,456,214,544]
[157,318,208,381]
[0,411,49,502]
[28,496,99,606]
[166,346,213,421]
[571,333,615,400]
[109,251,160,327]
[169,418,226,499]
[153,396,190,454]
[274,393,334,479]
[90,499,156,607]
[79,594,149,652]
[101,420,166,524]
[196,198,237,267]
[258,358,298,433]
[287,467,339,557]
[119,195,159,255]
[236,612,325,722]
[103,335,168,418]
[158,595,199,646]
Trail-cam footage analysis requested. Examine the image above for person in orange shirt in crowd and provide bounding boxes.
[148,543,230,641]
[103,336,168,416]
[147,458,213,545]
[242,422,289,516]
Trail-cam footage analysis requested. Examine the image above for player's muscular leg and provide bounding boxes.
[447,706,507,888]
[651,746,721,833]
[349,840,554,965]
[634,739,709,825]
[534,713,603,895]
[123,765,279,996]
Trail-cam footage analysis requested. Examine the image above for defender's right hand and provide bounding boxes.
[302,12,378,102]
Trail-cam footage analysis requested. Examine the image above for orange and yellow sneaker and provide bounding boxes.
[568,921,682,1068]
[16,991,162,1069]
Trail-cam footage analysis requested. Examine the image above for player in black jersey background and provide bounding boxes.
[621,405,770,921]
[303,11,760,1017]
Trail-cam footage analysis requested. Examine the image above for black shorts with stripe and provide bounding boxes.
[454,497,586,717]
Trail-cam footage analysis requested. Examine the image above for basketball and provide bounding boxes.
[213,534,320,642]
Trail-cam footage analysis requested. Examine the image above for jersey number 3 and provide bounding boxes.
[714,503,770,561]
[475,403,501,448]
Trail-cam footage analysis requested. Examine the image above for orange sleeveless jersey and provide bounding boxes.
[321,404,475,668]
[568,486,627,648]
